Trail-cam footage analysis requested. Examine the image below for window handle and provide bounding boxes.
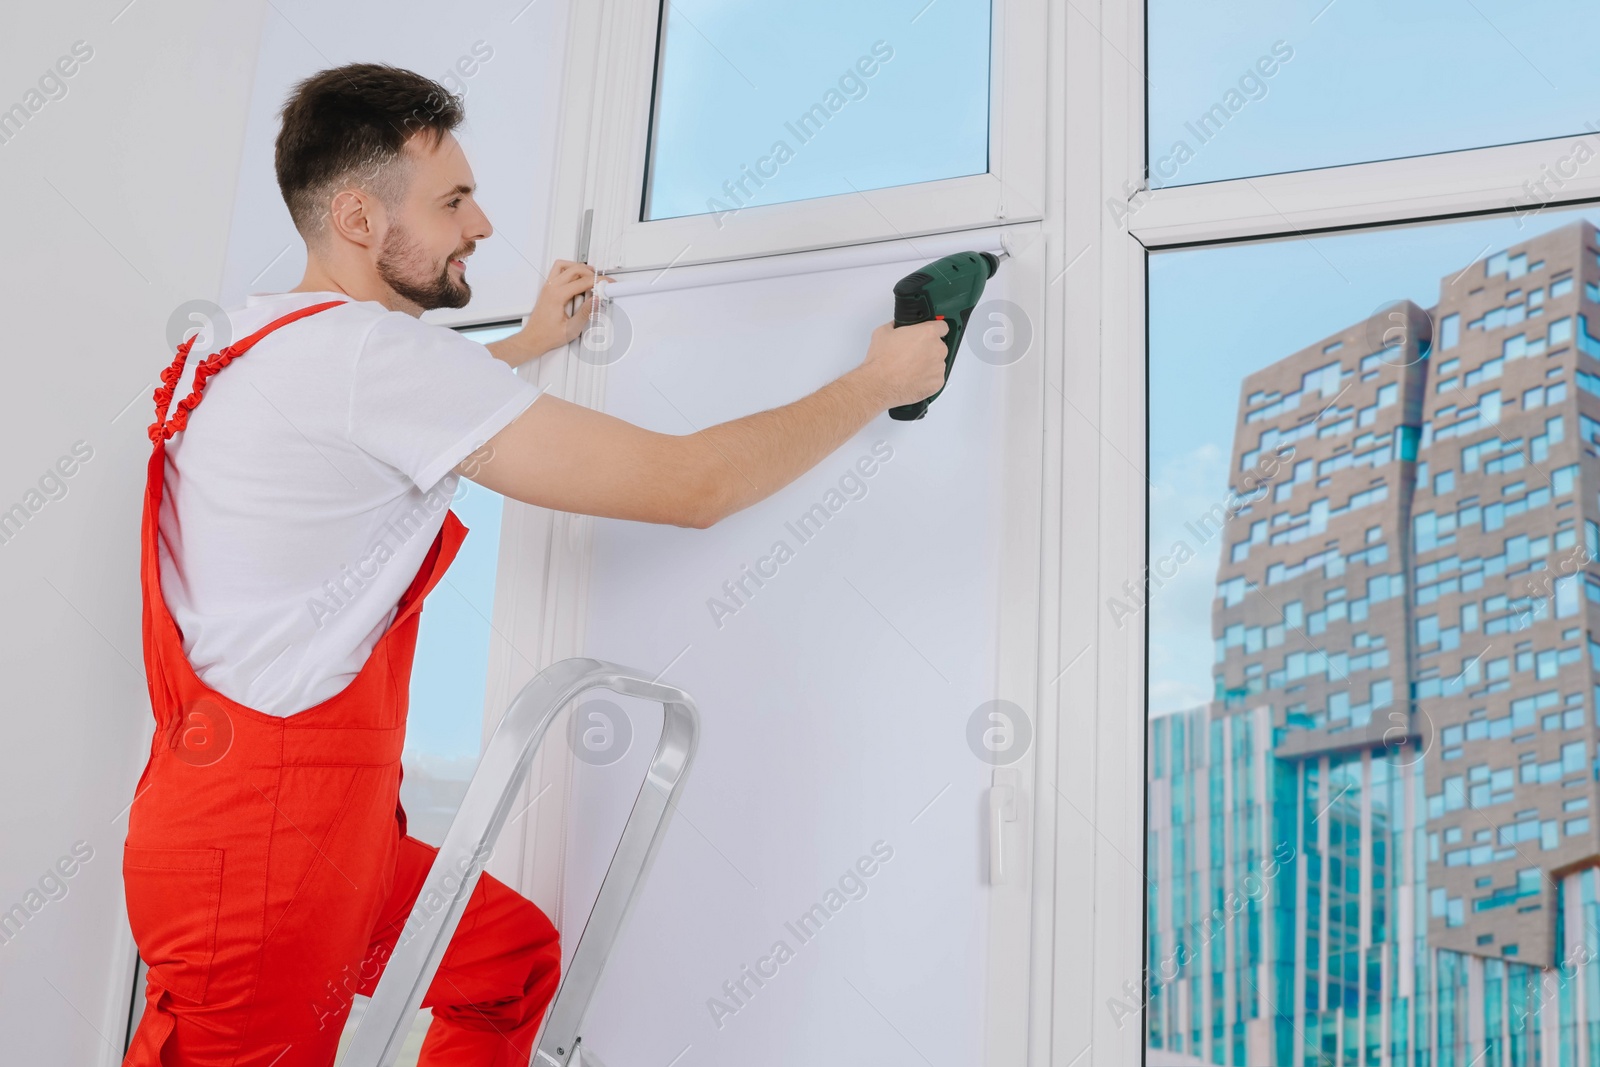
[989,768,1021,884]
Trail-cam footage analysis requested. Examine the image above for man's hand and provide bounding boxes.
[854,319,951,409]
[489,260,612,366]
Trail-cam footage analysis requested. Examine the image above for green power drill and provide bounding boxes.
[888,249,1005,421]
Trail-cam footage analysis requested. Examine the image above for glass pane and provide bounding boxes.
[1147,205,1600,1066]
[397,321,515,846]
[1148,0,1600,187]
[642,0,990,221]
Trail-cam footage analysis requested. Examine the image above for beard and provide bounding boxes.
[376,222,471,311]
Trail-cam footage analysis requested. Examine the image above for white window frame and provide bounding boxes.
[579,0,1046,275]
[469,1,1146,1065]
[1126,132,1600,249]
[444,0,1145,1062]
[466,1,1058,1064]
[495,6,1060,1065]
[1053,3,1148,1065]
[1112,7,1600,1067]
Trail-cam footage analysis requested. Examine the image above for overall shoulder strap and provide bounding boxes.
[149,299,347,443]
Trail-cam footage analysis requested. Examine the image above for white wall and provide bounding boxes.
[218,0,575,318]
[212,0,580,899]
[0,0,574,1057]
[0,3,270,1060]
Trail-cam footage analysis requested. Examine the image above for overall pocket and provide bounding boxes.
[123,846,224,1004]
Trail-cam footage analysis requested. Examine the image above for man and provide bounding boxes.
[123,62,948,1065]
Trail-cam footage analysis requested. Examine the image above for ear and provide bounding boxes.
[327,187,380,251]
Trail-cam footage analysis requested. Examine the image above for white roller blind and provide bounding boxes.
[560,246,1018,1065]
[601,226,1012,298]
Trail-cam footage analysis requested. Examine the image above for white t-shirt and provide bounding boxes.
[156,290,544,716]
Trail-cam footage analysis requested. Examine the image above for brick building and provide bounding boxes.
[1147,220,1600,1067]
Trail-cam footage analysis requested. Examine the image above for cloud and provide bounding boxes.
[1147,443,1231,715]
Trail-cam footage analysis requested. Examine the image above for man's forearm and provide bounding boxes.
[486,332,545,369]
[689,367,890,525]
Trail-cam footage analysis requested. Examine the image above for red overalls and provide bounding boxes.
[123,300,561,1065]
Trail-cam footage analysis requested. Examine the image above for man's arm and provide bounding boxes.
[459,318,950,528]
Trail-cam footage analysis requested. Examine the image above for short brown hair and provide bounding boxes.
[274,63,464,244]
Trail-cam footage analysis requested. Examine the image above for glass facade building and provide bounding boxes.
[1148,221,1600,1067]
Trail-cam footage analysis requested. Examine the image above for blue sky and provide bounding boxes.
[644,0,990,220]
[1149,0,1600,188]
[403,323,516,768]
[1148,205,1600,714]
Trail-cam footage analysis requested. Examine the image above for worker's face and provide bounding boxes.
[375,130,492,311]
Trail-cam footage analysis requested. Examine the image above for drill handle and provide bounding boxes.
[888,294,960,421]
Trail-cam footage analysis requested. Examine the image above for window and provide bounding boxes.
[1479,390,1502,425]
[643,6,989,220]
[1557,574,1581,618]
[1563,741,1587,774]
[1536,649,1559,680]
[396,321,518,845]
[1147,208,1600,1067]
[558,11,1050,1059]
[590,0,1046,271]
[1440,313,1460,350]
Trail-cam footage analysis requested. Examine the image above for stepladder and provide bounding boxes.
[341,657,701,1067]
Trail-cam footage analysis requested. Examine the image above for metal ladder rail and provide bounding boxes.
[342,656,701,1067]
